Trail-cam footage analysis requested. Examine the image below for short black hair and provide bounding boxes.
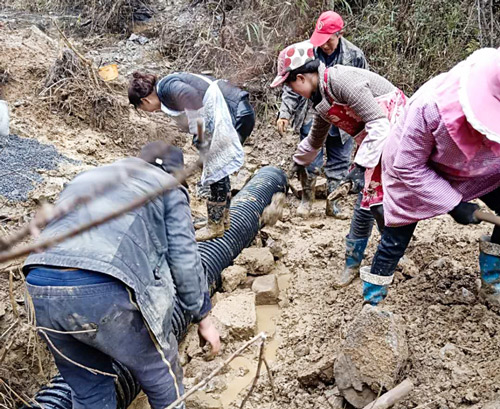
[285,59,320,83]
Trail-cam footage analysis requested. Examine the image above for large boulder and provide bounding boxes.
[334,305,408,408]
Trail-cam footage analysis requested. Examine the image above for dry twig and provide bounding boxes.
[8,270,18,318]
[0,161,152,253]
[240,335,268,409]
[363,379,414,409]
[0,160,202,264]
[165,333,271,409]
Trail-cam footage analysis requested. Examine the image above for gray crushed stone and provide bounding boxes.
[0,134,78,201]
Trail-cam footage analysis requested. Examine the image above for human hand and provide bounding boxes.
[276,118,289,136]
[344,165,366,194]
[198,317,221,357]
[287,161,306,181]
[449,202,480,225]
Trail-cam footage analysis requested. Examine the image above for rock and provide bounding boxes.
[399,256,418,278]
[185,391,223,408]
[325,387,345,409]
[294,345,310,357]
[0,301,5,318]
[128,33,149,44]
[235,248,274,276]
[297,354,336,387]
[211,291,256,340]
[265,237,287,259]
[252,274,279,305]
[222,265,247,292]
[326,395,344,408]
[340,387,377,408]
[334,305,408,408]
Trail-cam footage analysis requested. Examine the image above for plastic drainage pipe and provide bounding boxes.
[20,166,287,409]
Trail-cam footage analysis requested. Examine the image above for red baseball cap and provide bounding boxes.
[310,11,344,47]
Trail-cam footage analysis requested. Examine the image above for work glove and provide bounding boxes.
[276,118,289,136]
[287,161,306,181]
[344,165,366,194]
[449,201,480,225]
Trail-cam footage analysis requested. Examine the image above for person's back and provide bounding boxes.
[157,72,248,122]
[23,146,219,409]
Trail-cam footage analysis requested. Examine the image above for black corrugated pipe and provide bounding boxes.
[20,166,287,409]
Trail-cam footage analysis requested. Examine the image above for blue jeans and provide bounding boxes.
[369,186,500,281]
[27,276,184,409]
[300,120,354,179]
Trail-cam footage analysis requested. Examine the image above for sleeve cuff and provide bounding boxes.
[191,291,212,323]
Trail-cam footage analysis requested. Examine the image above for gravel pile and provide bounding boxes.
[0,134,76,201]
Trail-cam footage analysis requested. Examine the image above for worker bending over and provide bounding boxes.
[23,142,220,409]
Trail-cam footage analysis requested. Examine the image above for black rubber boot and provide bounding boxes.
[297,174,316,218]
[196,201,226,241]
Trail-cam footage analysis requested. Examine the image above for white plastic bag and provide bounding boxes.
[0,100,9,137]
[200,81,244,186]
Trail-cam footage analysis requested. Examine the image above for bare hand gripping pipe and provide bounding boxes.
[20,166,288,409]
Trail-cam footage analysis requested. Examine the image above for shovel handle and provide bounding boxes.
[474,210,500,227]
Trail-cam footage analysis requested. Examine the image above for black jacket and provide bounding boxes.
[156,72,249,123]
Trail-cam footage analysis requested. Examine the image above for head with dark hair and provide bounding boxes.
[139,141,187,187]
[284,59,320,99]
[285,59,320,84]
[128,72,161,112]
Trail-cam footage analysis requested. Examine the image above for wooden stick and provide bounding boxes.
[0,162,152,252]
[0,161,202,264]
[165,333,266,409]
[363,379,414,409]
[474,210,500,227]
[8,270,18,318]
[263,357,277,400]
[239,336,266,409]
[52,21,91,66]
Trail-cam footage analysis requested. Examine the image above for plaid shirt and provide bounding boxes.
[382,80,500,226]
[278,37,368,139]
[308,64,396,151]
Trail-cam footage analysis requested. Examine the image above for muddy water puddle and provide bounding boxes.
[216,273,291,408]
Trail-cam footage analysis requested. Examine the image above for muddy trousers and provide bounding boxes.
[27,279,184,409]
[347,193,385,240]
[362,187,500,302]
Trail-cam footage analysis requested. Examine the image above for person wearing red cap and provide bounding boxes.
[276,11,367,219]
[271,40,407,289]
[360,48,500,308]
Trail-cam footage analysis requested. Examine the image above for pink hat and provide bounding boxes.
[270,41,316,88]
[459,47,500,144]
[310,11,344,47]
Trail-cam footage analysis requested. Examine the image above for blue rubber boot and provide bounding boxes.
[360,266,392,305]
[479,236,500,311]
[362,280,388,306]
[333,237,369,288]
